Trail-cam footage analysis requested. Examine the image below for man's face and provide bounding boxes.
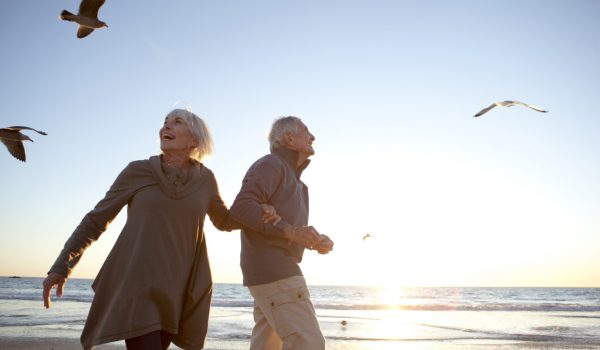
[287,121,315,157]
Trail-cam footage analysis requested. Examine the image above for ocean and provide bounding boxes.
[1,277,599,349]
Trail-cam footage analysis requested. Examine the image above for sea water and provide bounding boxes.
[1,277,599,349]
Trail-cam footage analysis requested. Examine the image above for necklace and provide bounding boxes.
[161,158,191,188]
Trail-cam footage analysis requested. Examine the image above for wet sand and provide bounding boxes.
[0,337,124,349]
[1,337,599,350]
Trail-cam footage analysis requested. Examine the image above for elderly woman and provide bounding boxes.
[43,109,278,350]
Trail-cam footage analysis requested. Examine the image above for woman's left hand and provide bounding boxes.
[260,204,281,226]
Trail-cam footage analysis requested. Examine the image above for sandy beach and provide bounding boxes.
[0,337,123,350]
[2,337,600,350]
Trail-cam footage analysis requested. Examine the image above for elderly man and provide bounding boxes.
[230,116,334,350]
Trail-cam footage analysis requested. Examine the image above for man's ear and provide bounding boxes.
[285,132,295,146]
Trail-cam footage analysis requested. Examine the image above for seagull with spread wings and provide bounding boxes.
[0,126,47,162]
[60,0,108,39]
[474,100,548,118]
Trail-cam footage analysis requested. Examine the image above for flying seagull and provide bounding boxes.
[474,100,548,118]
[0,126,47,162]
[362,233,372,241]
[60,0,108,39]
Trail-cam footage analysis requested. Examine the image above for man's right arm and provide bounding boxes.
[230,159,320,247]
[230,160,289,237]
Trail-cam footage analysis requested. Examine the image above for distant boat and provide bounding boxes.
[9,276,21,278]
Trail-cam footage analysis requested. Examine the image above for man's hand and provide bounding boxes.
[260,204,281,226]
[312,234,334,254]
[285,225,322,249]
[43,272,67,309]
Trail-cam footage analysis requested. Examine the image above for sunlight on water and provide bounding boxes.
[1,279,599,349]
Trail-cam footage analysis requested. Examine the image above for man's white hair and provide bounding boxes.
[165,108,213,161]
[268,116,301,152]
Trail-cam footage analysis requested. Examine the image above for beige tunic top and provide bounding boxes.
[49,155,238,349]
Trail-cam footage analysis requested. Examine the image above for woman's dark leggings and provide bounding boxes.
[125,330,172,350]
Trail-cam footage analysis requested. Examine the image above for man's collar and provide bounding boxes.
[272,147,311,176]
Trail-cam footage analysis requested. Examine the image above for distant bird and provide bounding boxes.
[362,233,372,241]
[0,126,47,162]
[340,320,347,326]
[473,100,548,118]
[60,0,108,39]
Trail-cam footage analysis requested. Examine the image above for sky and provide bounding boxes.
[1,0,599,288]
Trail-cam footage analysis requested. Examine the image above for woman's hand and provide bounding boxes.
[43,272,67,309]
[260,204,281,226]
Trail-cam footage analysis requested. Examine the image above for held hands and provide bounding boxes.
[260,204,281,225]
[42,272,67,309]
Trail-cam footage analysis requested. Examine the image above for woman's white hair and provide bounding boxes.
[165,108,213,161]
[268,116,301,152]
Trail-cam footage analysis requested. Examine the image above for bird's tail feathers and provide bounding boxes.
[60,10,75,21]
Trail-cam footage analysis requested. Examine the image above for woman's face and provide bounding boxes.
[159,115,196,154]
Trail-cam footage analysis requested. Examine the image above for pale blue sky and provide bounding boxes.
[1,1,599,287]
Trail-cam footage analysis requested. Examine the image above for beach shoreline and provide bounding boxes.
[2,279,599,350]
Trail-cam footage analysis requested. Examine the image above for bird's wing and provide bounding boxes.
[0,129,22,142]
[497,101,515,107]
[77,26,95,38]
[1,139,26,162]
[473,103,497,117]
[79,0,105,19]
[0,128,17,140]
[6,126,47,135]
[513,101,548,113]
